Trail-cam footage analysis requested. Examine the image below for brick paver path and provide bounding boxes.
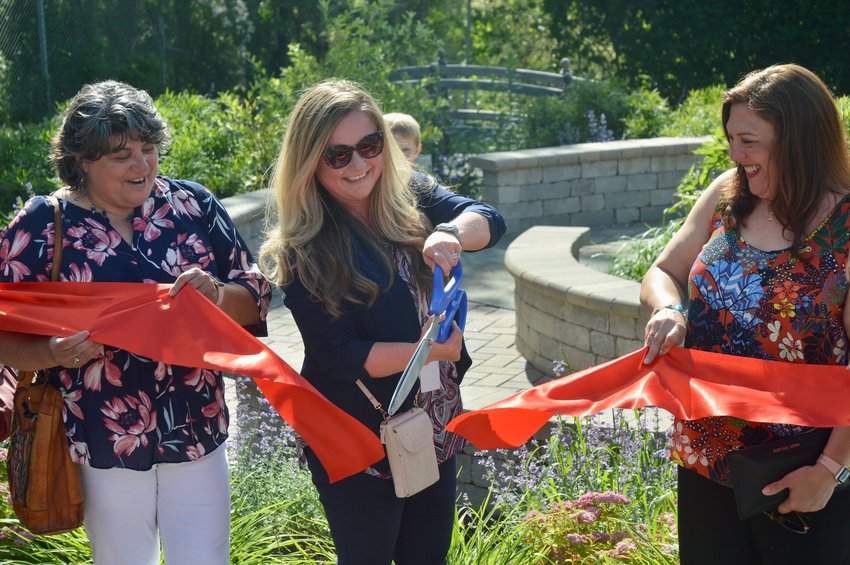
[235,296,549,413]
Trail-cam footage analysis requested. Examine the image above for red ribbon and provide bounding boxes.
[447,347,850,450]
[0,282,384,482]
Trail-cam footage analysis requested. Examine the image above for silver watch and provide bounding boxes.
[434,223,462,244]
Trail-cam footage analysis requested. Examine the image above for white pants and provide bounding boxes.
[79,443,230,565]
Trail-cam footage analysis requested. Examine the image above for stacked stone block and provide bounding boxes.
[506,226,648,375]
[472,137,710,234]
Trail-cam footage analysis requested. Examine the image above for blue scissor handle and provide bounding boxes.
[430,262,463,315]
[431,262,465,344]
[436,289,466,343]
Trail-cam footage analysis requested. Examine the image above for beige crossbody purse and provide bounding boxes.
[356,380,439,497]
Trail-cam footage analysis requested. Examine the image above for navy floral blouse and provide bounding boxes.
[0,177,271,470]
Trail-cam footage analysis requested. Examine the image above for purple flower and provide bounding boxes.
[572,510,597,524]
[564,532,589,546]
[576,491,629,507]
[523,509,542,521]
[613,539,637,556]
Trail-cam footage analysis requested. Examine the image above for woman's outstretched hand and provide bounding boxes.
[49,330,103,368]
[643,307,686,364]
[422,232,462,274]
[170,267,222,305]
[426,321,463,364]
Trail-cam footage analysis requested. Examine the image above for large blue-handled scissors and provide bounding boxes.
[388,262,467,415]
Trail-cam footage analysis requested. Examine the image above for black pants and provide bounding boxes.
[307,452,456,565]
[678,467,850,564]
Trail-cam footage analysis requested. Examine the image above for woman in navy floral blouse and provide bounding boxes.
[0,81,270,564]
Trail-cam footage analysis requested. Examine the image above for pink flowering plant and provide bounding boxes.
[478,403,679,562]
[520,491,678,563]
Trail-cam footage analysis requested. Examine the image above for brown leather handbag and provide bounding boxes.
[6,195,84,535]
[0,366,16,441]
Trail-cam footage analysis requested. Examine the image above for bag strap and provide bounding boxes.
[355,379,388,419]
[45,195,63,282]
[11,196,64,385]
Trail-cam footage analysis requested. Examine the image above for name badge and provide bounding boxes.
[419,361,441,392]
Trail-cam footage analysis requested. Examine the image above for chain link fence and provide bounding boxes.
[1,0,156,123]
[0,0,259,124]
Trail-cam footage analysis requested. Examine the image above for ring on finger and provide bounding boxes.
[449,251,459,259]
[72,356,81,365]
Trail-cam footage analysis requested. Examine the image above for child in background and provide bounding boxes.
[384,112,422,164]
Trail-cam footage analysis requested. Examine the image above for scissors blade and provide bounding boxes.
[388,316,439,415]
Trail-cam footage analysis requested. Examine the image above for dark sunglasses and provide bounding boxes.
[322,131,384,169]
[763,510,810,535]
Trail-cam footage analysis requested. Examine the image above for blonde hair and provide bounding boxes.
[259,79,433,318]
[384,112,421,144]
[718,64,850,255]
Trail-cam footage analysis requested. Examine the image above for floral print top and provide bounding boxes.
[0,177,271,470]
[672,196,850,483]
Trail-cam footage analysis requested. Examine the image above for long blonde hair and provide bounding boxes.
[259,79,433,318]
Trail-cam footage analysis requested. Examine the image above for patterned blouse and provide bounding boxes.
[392,246,465,464]
[0,177,271,470]
[672,196,850,483]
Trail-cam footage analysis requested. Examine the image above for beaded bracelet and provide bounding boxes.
[652,304,686,317]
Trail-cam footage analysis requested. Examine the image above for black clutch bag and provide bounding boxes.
[727,427,847,520]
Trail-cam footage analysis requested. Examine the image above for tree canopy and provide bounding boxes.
[543,0,850,101]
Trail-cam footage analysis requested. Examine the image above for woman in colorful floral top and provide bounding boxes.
[640,64,850,563]
[0,81,270,564]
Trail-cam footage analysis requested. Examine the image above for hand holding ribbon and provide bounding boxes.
[0,282,384,482]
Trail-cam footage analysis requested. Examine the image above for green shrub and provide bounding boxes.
[659,85,726,137]
[157,88,285,198]
[624,87,672,139]
[521,79,630,148]
[0,118,61,212]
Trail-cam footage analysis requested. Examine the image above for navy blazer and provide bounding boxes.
[284,177,505,478]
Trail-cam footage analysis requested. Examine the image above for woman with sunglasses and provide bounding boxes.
[641,64,850,563]
[259,79,504,564]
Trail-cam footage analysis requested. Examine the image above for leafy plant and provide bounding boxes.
[519,491,677,563]
[623,87,671,139]
[522,79,630,148]
[157,88,281,198]
[658,85,726,138]
[0,118,61,213]
[432,154,483,199]
[608,134,733,282]
[448,494,543,564]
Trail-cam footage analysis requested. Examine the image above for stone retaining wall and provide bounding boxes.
[471,136,710,234]
[222,187,271,254]
[506,225,648,375]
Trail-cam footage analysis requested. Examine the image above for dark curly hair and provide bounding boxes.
[51,80,172,191]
